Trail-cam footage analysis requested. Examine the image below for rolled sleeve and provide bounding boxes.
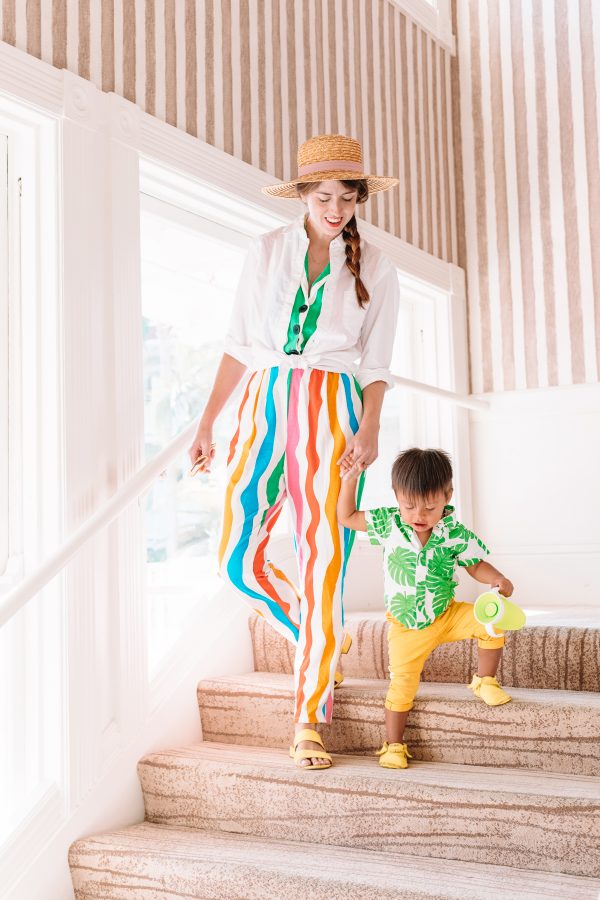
[222,236,261,368]
[456,530,490,567]
[365,506,395,546]
[355,260,400,391]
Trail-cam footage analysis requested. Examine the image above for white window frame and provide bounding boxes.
[0,133,8,576]
[389,0,455,54]
[0,90,65,884]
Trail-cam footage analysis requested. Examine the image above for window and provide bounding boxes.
[139,160,285,677]
[357,270,458,512]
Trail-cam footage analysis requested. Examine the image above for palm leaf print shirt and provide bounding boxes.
[365,505,489,630]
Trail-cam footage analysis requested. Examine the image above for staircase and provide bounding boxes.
[70,612,600,899]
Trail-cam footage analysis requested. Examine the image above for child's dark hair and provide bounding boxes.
[391,448,453,501]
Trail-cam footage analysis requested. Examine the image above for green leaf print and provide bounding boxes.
[387,547,416,587]
[369,507,393,541]
[389,592,418,629]
[458,556,484,568]
[428,547,455,580]
[425,570,456,617]
[448,522,467,541]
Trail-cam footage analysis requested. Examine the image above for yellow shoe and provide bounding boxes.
[334,633,352,688]
[376,741,412,769]
[469,674,512,706]
[289,729,332,770]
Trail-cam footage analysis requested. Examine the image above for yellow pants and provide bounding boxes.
[386,601,505,712]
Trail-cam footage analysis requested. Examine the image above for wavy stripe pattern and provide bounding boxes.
[218,365,362,723]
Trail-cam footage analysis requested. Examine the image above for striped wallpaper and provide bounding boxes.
[0,0,458,265]
[456,0,600,393]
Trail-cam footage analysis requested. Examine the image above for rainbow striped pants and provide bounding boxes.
[218,366,364,723]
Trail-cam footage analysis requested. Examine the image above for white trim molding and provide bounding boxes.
[388,0,456,55]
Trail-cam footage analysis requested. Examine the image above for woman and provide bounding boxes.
[188,134,399,769]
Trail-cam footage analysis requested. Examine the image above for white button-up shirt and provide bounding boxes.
[223,214,400,390]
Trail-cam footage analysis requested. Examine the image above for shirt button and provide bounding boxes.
[293,324,301,334]
[299,304,308,313]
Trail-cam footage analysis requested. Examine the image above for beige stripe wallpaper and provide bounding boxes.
[2,1,599,394]
[456,0,600,392]
[0,0,457,264]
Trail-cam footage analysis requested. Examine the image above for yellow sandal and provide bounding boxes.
[334,632,353,689]
[289,729,332,770]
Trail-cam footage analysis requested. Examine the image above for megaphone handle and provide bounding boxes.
[485,623,501,638]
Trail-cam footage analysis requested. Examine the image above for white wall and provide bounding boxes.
[468,383,600,615]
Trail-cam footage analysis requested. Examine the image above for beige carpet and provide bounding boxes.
[198,671,600,775]
[137,742,600,877]
[70,612,600,899]
[69,823,600,899]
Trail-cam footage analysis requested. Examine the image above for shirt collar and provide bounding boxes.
[394,505,456,540]
[291,213,347,259]
[433,506,456,535]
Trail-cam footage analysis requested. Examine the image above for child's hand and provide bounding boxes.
[338,450,360,480]
[494,577,514,597]
[340,461,362,481]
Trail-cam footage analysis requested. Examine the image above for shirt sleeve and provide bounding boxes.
[222,236,262,367]
[355,258,400,391]
[364,507,395,546]
[456,528,491,567]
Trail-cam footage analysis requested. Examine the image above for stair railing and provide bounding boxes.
[0,374,488,629]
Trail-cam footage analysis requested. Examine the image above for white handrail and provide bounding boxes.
[0,374,488,629]
[391,375,488,411]
[0,421,197,629]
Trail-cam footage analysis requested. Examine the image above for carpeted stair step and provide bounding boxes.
[69,821,600,899]
[250,613,600,692]
[196,671,600,776]
[137,742,600,877]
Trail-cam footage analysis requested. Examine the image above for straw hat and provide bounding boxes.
[262,134,399,199]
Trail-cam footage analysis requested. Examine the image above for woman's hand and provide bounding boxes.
[337,421,379,479]
[188,421,216,475]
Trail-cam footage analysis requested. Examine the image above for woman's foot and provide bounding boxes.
[291,727,331,768]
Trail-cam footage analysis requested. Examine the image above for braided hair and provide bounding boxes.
[296,178,370,307]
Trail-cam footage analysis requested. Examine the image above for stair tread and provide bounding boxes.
[343,609,600,624]
[199,670,600,707]
[250,614,600,693]
[140,741,600,798]
[69,822,600,900]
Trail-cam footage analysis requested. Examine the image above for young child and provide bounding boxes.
[337,447,514,770]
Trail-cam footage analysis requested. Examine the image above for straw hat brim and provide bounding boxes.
[262,172,400,199]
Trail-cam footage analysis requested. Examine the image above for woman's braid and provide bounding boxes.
[343,215,370,308]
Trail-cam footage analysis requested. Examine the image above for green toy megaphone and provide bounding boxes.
[473,591,526,637]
